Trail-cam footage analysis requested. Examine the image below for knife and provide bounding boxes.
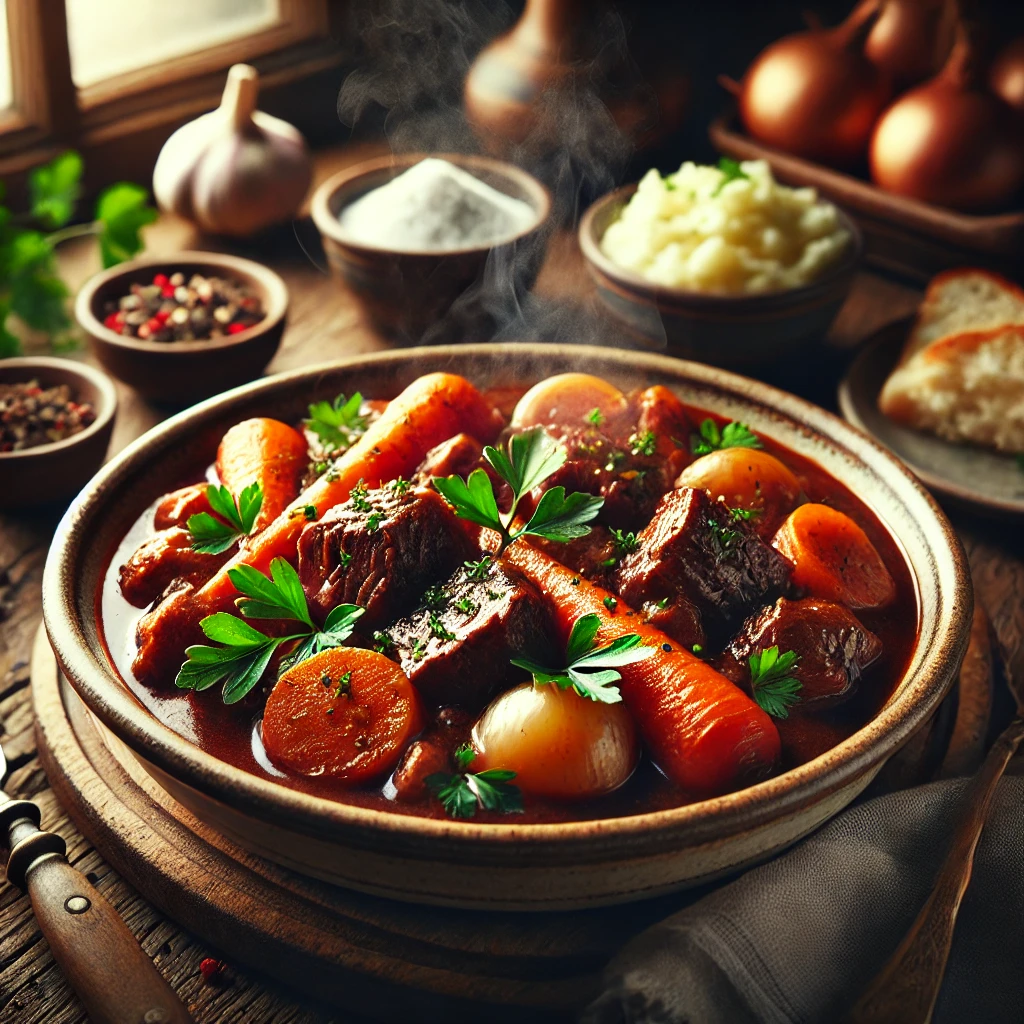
[0,741,192,1024]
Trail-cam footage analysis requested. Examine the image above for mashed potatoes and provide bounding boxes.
[599,159,850,295]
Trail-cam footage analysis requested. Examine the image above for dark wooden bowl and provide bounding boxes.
[579,184,863,369]
[75,252,288,405]
[0,357,117,509]
[42,345,972,910]
[310,153,552,343]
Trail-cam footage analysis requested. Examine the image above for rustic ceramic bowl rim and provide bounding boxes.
[579,182,864,308]
[74,251,289,356]
[43,344,970,846]
[310,151,553,258]
[0,356,117,461]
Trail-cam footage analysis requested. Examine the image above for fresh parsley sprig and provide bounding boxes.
[175,556,364,703]
[187,482,263,555]
[425,744,523,819]
[511,613,653,705]
[712,157,750,197]
[690,418,763,456]
[305,392,367,453]
[433,427,603,555]
[749,645,802,719]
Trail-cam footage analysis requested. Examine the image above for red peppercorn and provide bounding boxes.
[103,313,120,329]
[153,273,170,288]
[199,957,225,982]
[145,318,163,333]
[160,285,176,298]
[155,308,171,324]
[227,323,247,335]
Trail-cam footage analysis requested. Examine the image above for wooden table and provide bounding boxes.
[2,160,1021,1022]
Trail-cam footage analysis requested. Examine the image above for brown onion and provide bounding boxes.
[864,0,956,89]
[990,36,1024,118]
[739,2,891,168]
[870,34,1024,211]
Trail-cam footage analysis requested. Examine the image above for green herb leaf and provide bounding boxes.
[231,557,313,628]
[484,427,566,504]
[628,430,657,456]
[517,486,603,543]
[610,527,639,557]
[95,183,157,268]
[425,767,523,819]
[305,393,367,452]
[512,612,653,704]
[748,645,802,719]
[690,418,762,456]
[712,157,750,197]
[433,468,502,533]
[188,482,263,554]
[454,743,476,770]
[586,407,604,426]
[30,151,83,230]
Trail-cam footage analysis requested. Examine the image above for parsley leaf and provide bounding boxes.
[586,407,604,426]
[30,151,83,230]
[188,481,263,554]
[610,527,639,557]
[96,182,157,268]
[712,157,750,196]
[175,557,365,702]
[306,393,367,452]
[690,418,763,456]
[628,430,657,456]
[511,612,653,704]
[748,645,802,719]
[433,427,603,555]
[425,754,524,819]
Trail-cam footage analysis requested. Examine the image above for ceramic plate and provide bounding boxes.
[838,319,1024,519]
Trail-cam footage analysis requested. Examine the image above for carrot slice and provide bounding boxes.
[217,418,309,530]
[503,542,781,797]
[772,503,895,609]
[133,373,501,686]
[153,483,211,530]
[262,647,423,782]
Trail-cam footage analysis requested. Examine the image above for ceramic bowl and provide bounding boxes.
[42,345,970,910]
[0,357,117,509]
[310,153,552,343]
[579,185,863,368]
[75,252,288,405]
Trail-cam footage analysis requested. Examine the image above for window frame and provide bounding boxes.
[0,0,343,185]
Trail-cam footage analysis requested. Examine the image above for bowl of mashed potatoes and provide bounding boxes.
[580,159,862,367]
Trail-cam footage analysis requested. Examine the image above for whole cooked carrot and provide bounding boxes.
[133,373,502,686]
[503,541,781,797]
[217,418,309,530]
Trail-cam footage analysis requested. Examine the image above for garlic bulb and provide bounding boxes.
[153,63,312,237]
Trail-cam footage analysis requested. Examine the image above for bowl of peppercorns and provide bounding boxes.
[0,357,117,508]
[75,251,288,404]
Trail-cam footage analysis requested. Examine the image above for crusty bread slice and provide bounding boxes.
[903,269,1024,360]
[879,324,1024,453]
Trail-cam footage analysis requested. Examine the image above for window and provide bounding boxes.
[0,0,343,188]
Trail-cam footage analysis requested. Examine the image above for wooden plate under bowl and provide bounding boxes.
[838,319,1024,519]
[41,345,972,910]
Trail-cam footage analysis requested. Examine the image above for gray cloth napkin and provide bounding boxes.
[583,776,1024,1024]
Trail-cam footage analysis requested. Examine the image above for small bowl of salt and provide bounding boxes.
[311,153,551,342]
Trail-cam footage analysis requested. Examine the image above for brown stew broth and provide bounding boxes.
[98,395,918,824]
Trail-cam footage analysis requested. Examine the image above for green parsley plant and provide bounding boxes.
[690,418,763,456]
[425,744,523,819]
[187,482,263,555]
[748,645,802,719]
[305,393,367,453]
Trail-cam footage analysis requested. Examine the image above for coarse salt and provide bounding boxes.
[338,158,535,252]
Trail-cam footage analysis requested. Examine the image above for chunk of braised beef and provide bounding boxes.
[639,597,706,651]
[613,487,791,646]
[525,425,669,531]
[715,597,882,709]
[379,560,555,708]
[118,528,230,609]
[414,433,484,481]
[391,707,473,803]
[153,483,211,530]
[531,526,619,586]
[633,385,693,480]
[297,482,476,630]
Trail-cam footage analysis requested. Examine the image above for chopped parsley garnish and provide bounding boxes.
[586,407,605,427]
[664,177,678,191]
[410,638,426,662]
[511,612,652,704]
[332,671,352,698]
[426,745,523,820]
[610,527,639,557]
[729,505,761,522]
[707,517,742,556]
[289,503,318,522]
[187,481,263,555]
[712,157,750,196]
[338,551,353,570]
[433,427,603,556]
[603,595,618,613]
[692,644,704,655]
[604,450,626,472]
[389,476,411,496]
[690,419,763,456]
[748,645,802,719]
[174,557,363,704]
[454,597,477,615]
[464,556,493,580]
[366,510,385,532]
[628,431,657,457]
[428,613,458,642]
[372,630,393,654]
[422,585,447,610]
[305,392,367,453]
[349,480,373,513]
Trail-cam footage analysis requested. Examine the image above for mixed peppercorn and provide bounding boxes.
[0,379,96,452]
[102,271,265,343]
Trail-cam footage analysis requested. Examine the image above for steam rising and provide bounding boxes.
[336,0,666,351]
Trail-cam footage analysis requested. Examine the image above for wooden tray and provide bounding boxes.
[709,110,1024,285]
[29,623,992,1021]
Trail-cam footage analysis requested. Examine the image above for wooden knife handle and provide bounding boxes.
[24,853,192,1024]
